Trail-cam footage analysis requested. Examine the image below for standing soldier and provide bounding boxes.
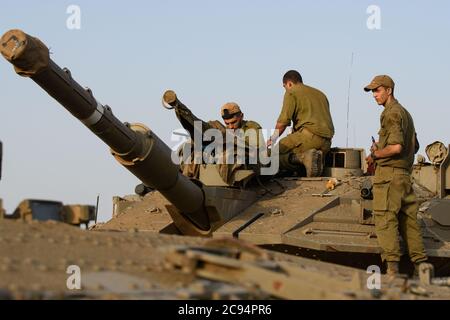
[267,70,334,177]
[364,75,428,276]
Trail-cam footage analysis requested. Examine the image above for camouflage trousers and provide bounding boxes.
[372,166,428,263]
[278,127,331,171]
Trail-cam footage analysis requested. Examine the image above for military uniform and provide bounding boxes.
[176,101,264,182]
[371,97,427,264]
[239,120,263,149]
[277,84,334,171]
[220,102,265,151]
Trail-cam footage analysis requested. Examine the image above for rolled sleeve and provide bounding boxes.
[384,112,404,146]
[277,91,295,125]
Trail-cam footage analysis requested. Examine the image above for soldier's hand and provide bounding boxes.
[366,155,374,167]
[266,138,273,148]
[370,142,379,153]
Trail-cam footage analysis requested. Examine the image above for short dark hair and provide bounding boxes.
[283,70,303,84]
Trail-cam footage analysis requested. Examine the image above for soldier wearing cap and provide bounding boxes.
[170,96,264,181]
[169,93,263,149]
[220,102,264,149]
[364,75,428,276]
[267,70,334,177]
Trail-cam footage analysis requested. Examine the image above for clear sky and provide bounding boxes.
[1,0,449,222]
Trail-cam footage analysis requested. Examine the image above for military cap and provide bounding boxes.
[221,102,242,119]
[364,75,395,92]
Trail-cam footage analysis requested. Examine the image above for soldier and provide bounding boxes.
[220,102,264,149]
[267,70,334,177]
[168,94,264,181]
[172,98,263,149]
[364,75,428,276]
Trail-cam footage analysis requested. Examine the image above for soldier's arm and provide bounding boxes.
[272,122,288,138]
[268,92,294,145]
[173,101,217,144]
[372,144,402,159]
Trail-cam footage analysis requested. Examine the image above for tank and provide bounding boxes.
[2,29,450,278]
[0,139,95,227]
[1,199,95,227]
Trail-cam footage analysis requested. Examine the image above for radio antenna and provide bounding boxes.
[346,52,354,147]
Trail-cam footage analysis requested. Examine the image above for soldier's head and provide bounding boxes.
[364,75,395,106]
[221,102,244,130]
[283,70,303,90]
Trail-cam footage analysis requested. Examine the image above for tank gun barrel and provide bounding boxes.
[1,29,210,231]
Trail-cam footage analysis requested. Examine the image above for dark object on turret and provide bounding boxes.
[135,183,154,197]
[360,179,373,200]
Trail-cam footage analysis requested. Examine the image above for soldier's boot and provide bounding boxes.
[289,149,323,177]
[413,261,431,279]
[386,261,399,276]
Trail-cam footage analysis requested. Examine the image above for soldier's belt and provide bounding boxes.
[376,166,410,175]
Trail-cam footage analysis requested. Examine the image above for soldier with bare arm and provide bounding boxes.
[267,70,334,177]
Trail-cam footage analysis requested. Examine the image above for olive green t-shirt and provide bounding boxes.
[376,99,417,170]
[277,84,334,139]
[240,120,264,149]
